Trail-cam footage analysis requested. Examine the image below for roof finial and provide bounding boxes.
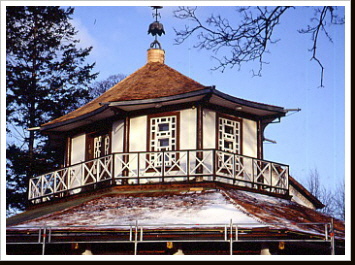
[148,6,165,49]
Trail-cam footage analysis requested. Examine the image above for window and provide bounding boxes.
[93,134,110,158]
[87,132,110,160]
[218,117,241,154]
[149,114,179,167]
[218,116,242,170]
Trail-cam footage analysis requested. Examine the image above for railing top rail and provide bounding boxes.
[30,149,289,179]
[28,148,290,203]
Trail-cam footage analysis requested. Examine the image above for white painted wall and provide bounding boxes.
[129,115,147,152]
[203,109,216,149]
[71,133,86,165]
[111,119,124,153]
[70,133,86,192]
[289,185,316,209]
[180,108,197,150]
[242,119,258,157]
[202,109,258,156]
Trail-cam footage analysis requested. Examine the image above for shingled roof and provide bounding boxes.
[42,62,207,127]
[7,186,344,241]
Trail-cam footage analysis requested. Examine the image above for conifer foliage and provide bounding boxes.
[6,6,98,215]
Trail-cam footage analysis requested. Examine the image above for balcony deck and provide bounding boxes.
[28,149,289,204]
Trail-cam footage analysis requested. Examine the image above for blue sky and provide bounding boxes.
[1,1,349,193]
[64,2,348,192]
[0,1,351,260]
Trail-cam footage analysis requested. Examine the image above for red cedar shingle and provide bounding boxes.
[42,62,206,126]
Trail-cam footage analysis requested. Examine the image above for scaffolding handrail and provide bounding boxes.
[7,220,333,242]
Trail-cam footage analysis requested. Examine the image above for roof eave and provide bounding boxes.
[212,89,287,116]
[40,105,110,132]
[40,87,286,133]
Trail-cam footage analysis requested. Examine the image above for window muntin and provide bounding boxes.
[149,115,177,167]
[218,117,241,154]
[87,132,110,160]
[218,116,241,171]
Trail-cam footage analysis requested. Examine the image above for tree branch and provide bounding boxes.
[174,6,344,87]
[174,6,291,76]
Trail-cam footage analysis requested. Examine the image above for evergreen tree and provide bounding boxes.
[6,6,98,214]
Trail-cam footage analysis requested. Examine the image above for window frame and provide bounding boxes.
[216,113,243,155]
[86,130,111,161]
[147,112,180,168]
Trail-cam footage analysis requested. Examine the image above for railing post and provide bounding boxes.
[28,180,32,200]
[287,166,290,194]
[41,175,44,197]
[252,158,255,189]
[137,152,140,185]
[96,158,100,184]
[213,150,217,182]
[67,167,71,191]
[81,162,84,186]
[211,149,216,180]
[162,150,165,183]
[232,153,236,185]
[270,162,273,190]
[187,150,190,182]
[112,154,115,186]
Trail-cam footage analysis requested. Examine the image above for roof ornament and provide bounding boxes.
[148,6,165,49]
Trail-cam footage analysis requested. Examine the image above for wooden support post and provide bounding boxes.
[123,116,130,185]
[196,105,203,181]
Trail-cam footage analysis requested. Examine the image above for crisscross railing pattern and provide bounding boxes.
[28,150,289,203]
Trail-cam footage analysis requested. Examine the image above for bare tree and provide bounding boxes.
[333,179,345,220]
[173,6,344,87]
[306,168,336,217]
[89,74,126,99]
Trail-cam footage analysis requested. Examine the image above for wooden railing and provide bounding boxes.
[28,149,289,204]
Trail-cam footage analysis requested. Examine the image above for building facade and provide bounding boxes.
[6,8,344,256]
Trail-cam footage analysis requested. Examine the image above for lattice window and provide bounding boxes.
[218,117,240,154]
[103,134,110,156]
[91,133,110,159]
[149,115,177,167]
[93,136,102,158]
[218,117,241,170]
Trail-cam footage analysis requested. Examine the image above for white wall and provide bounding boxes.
[71,133,86,165]
[202,109,258,156]
[112,119,124,153]
[203,109,216,149]
[70,133,86,192]
[180,108,197,150]
[242,119,258,157]
[129,115,147,152]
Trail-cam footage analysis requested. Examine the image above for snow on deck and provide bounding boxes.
[14,189,261,228]
[8,188,344,240]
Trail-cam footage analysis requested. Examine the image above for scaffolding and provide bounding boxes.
[6,220,337,255]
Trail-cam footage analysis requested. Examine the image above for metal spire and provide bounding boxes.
[148,6,165,49]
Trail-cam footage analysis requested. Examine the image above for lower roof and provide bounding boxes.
[7,185,344,240]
